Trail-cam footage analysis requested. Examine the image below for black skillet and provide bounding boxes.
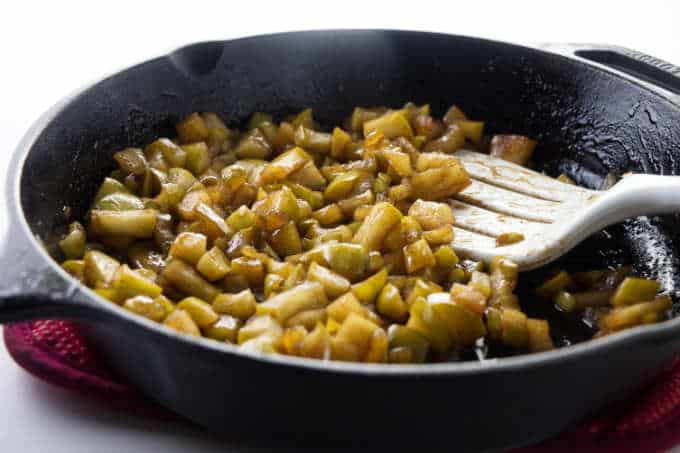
[2,31,680,452]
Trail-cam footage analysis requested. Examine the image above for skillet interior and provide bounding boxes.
[22,30,680,310]
[12,30,680,449]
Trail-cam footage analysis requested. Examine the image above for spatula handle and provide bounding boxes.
[592,174,680,228]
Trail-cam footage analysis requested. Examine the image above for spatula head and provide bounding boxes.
[451,150,600,271]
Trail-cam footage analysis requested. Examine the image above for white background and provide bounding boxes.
[1,1,679,451]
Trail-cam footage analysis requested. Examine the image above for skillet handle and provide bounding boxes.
[0,293,103,324]
[540,44,680,104]
[0,223,105,324]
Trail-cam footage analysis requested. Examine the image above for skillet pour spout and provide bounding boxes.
[1,31,680,451]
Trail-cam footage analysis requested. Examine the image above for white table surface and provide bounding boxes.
[1,1,679,451]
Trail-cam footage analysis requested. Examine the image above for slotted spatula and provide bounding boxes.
[450,150,680,271]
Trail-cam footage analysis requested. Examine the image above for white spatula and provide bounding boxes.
[450,150,680,271]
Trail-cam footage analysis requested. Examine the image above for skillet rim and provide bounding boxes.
[9,29,680,376]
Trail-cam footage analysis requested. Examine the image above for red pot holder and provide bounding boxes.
[6,320,680,452]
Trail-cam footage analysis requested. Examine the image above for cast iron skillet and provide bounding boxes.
[2,31,680,452]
